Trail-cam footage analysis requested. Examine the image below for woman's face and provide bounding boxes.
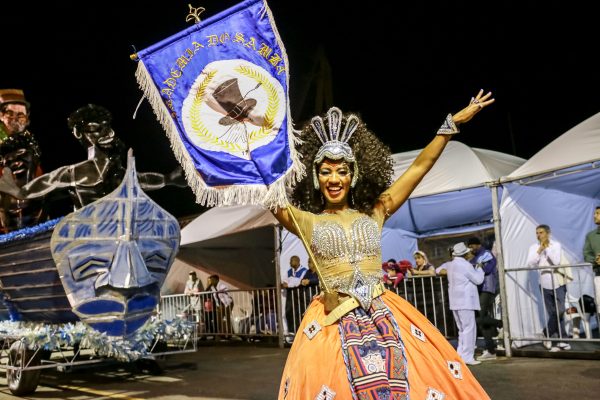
[414,253,425,267]
[317,159,352,208]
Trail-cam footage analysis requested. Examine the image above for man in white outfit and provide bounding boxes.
[447,242,485,365]
[527,224,572,351]
[207,275,234,337]
[184,271,204,322]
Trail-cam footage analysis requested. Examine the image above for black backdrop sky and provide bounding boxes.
[2,0,599,218]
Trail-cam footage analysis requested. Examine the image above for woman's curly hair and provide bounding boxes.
[291,110,393,215]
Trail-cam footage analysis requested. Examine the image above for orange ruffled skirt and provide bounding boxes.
[278,290,490,399]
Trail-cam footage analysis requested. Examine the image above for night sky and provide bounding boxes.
[2,0,599,218]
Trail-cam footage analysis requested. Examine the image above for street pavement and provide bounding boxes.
[1,342,599,399]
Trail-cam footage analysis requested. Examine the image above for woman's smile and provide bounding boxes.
[318,159,353,209]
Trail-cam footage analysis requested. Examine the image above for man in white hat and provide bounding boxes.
[446,242,485,365]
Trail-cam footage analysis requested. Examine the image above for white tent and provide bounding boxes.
[392,141,526,199]
[171,204,312,289]
[169,141,524,289]
[180,206,277,247]
[506,111,600,180]
[385,141,525,235]
[379,141,524,264]
[499,111,600,345]
[171,205,279,291]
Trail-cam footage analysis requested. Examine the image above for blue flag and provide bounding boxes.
[135,0,302,208]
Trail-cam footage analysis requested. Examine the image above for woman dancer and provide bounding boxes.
[273,90,494,399]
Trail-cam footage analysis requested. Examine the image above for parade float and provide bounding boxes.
[0,152,195,395]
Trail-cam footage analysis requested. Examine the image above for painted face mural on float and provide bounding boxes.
[50,152,180,337]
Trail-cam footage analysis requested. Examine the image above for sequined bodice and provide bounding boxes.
[307,209,384,296]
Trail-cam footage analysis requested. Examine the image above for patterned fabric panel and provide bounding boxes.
[338,298,409,400]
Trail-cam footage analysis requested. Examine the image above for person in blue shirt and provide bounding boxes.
[286,255,308,281]
[283,255,308,337]
[297,258,320,325]
[467,237,502,361]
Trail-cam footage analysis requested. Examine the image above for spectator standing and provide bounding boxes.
[284,255,308,283]
[397,259,413,277]
[467,237,502,361]
[184,271,203,294]
[411,250,435,276]
[282,255,308,336]
[526,224,573,351]
[583,206,600,311]
[298,258,319,313]
[207,274,234,337]
[446,242,484,365]
[204,276,217,336]
[184,271,204,322]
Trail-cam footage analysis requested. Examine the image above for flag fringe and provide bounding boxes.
[263,0,306,193]
[135,60,304,209]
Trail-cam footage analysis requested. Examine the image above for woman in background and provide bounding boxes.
[411,250,436,276]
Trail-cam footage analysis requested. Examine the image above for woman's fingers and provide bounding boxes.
[470,90,494,109]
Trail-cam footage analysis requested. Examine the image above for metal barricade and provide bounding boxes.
[160,288,281,340]
[389,275,457,338]
[503,263,600,350]
[283,285,320,335]
[160,277,457,342]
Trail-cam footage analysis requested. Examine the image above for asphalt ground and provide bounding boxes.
[1,342,599,399]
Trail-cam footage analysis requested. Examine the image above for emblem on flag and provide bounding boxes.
[181,59,286,159]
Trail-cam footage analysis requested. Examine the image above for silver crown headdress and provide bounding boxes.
[311,107,360,189]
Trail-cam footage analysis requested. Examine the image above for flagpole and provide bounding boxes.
[273,225,285,348]
[285,205,330,293]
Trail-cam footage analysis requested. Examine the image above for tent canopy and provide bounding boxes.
[499,108,600,264]
[505,111,600,182]
[386,141,525,235]
[181,205,277,246]
[499,111,600,343]
[178,205,278,288]
[393,141,525,198]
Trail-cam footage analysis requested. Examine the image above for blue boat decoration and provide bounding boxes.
[50,151,180,337]
[0,218,75,323]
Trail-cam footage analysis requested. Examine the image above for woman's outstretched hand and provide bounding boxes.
[452,89,495,125]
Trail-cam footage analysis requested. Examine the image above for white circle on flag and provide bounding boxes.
[182,59,286,160]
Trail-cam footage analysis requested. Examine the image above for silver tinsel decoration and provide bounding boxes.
[0,317,193,362]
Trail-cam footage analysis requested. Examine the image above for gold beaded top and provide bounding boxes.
[291,206,384,299]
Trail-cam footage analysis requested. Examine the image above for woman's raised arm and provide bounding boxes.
[374,89,494,219]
